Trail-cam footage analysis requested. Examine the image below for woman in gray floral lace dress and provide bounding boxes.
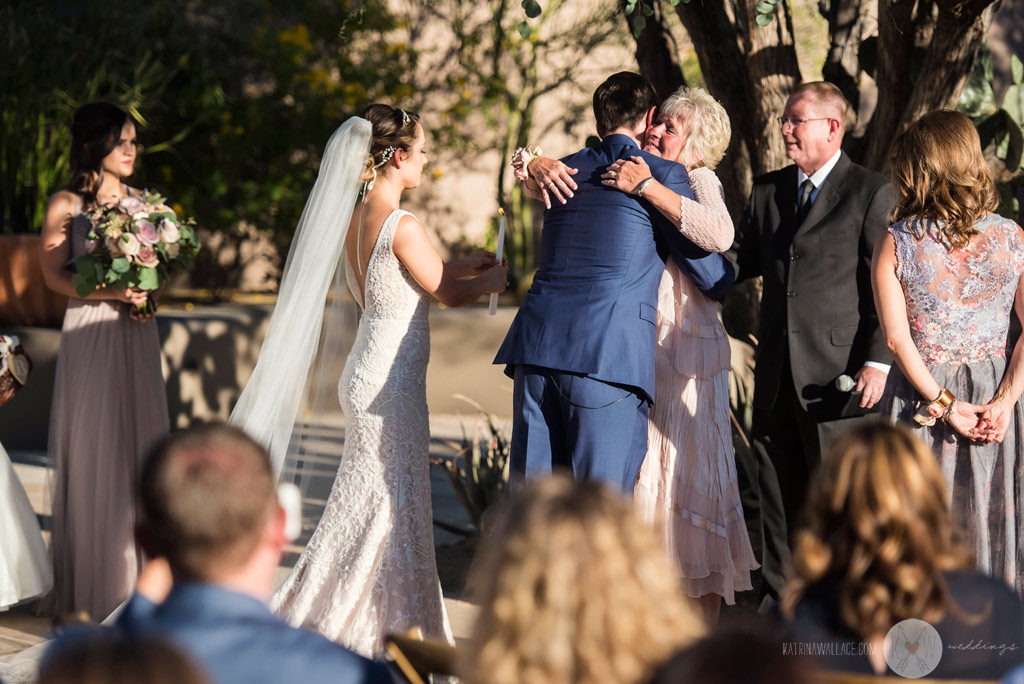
[873,110,1024,592]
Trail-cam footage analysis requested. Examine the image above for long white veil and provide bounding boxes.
[229,117,370,479]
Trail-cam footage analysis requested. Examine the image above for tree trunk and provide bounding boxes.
[821,0,867,113]
[625,0,686,101]
[672,0,800,216]
[864,0,997,170]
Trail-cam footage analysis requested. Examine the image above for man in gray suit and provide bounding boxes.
[728,81,893,600]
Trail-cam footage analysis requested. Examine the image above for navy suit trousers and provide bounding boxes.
[510,364,649,494]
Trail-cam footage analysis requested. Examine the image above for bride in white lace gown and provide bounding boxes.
[264,104,506,658]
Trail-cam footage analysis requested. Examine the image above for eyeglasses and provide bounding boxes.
[778,116,831,129]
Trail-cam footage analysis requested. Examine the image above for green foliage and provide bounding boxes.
[426,0,620,292]
[432,395,510,534]
[755,0,784,26]
[2,0,416,239]
[958,44,1024,223]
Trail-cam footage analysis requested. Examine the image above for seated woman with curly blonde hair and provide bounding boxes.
[459,475,704,684]
[778,422,1024,679]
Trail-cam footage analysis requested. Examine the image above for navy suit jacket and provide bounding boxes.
[114,584,391,684]
[495,134,733,402]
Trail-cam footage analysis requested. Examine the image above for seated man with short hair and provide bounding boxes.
[118,423,391,684]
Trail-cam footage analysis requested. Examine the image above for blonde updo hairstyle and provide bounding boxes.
[889,109,998,250]
[781,422,973,640]
[359,103,420,183]
[659,86,731,170]
[459,475,705,684]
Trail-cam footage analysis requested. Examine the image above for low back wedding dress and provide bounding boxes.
[229,117,451,659]
[269,208,452,657]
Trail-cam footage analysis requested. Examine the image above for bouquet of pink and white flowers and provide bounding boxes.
[74,190,200,315]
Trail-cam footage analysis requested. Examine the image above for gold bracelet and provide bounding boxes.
[913,388,956,426]
[932,388,955,410]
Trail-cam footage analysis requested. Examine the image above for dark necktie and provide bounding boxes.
[796,178,814,225]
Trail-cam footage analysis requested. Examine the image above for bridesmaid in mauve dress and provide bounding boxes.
[38,102,169,619]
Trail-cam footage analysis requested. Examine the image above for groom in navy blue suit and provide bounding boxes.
[495,72,733,494]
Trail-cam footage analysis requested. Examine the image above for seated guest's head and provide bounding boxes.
[138,423,286,599]
[593,72,659,139]
[645,628,817,684]
[460,474,704,684]
[40,631,211,684]
[781,422,970,640]
[889,108,998,249]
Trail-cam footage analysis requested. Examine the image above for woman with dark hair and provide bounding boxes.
[231,103,505,657]
[38,102,169,619]
[872,109,1024,592]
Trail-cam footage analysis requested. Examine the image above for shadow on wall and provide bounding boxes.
[0,304,273,451]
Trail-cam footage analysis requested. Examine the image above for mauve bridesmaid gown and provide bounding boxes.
[41,202,169,619]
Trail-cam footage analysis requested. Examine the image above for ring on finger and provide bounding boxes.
[609,170,618,179]
[549,182,556,189]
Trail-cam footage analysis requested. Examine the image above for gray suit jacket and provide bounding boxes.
[728,152,893,415]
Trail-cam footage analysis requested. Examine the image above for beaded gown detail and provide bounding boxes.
[270,209,452,658]
[880,215,1024,592]
[633,167,757,603]
[44,204,169,619]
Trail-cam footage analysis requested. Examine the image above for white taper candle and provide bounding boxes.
[489,208,506,315]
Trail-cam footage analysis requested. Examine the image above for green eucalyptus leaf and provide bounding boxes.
[633,13,646,32]
[137,267,160,291]
[755,12,773,26]
[756,0,774,11]
[523,0,542,18]
[72,272,94,298]
[111,256,131,274]
[625,0,638,12]
[641,3,655,16]
[517,21,531,38]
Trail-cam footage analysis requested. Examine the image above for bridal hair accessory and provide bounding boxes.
[511,145,542,181]
[0,335,29,386]
[377,146,397,168]
[400,109,410,127]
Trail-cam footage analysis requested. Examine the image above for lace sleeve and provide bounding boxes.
[679,167,734,252]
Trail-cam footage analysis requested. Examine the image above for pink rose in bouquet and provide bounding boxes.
[76,189,201,316]
[137,220,159,246]
[119,196,147,216]
[136,246,160,269]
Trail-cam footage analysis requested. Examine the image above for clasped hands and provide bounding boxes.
[928,398,1012,444]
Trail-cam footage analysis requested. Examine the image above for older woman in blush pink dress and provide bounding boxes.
[526,87,756,626]
[603,88,756,625]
